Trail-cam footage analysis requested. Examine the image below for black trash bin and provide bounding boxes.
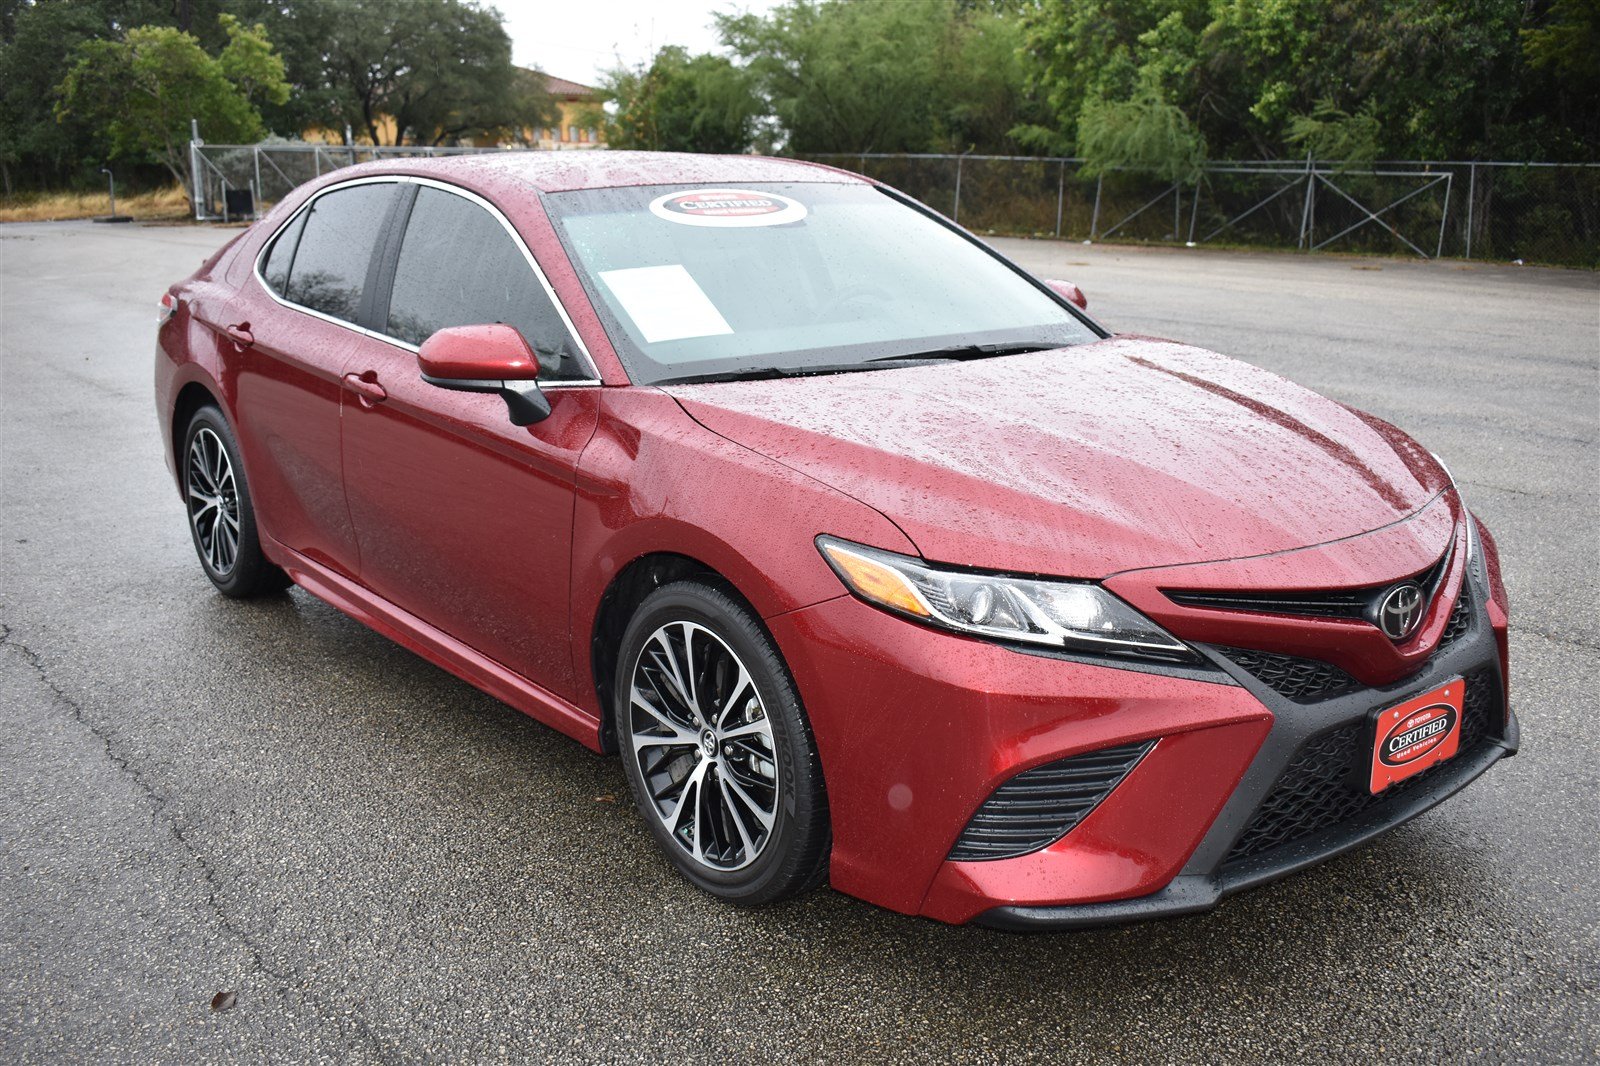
[224,188,255,221]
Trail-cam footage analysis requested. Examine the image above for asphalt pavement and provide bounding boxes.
[2,220,1596,1063]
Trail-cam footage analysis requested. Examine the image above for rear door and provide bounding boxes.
[338,180,602,698]
[232,178,400,576]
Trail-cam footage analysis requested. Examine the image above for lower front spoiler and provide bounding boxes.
[977,710,1520,931]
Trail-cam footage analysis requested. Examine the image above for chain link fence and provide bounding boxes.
[189,140,503,222]
[805,154,1600,267]
[190,140,1597,267]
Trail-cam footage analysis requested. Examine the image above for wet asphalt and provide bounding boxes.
[1,221,1596,1063]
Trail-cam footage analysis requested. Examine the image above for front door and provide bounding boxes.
[339,182,601,697]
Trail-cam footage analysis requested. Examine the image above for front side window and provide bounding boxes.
[385,186,585,380]
[545,182,1098,385]
[271,182,395,323]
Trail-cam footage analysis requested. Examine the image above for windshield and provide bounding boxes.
[544,182,1100,384]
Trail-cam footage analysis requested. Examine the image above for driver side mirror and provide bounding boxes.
[1043,279,1089,310]
[418,324,551,426]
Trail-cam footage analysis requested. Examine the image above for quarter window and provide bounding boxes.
[260,210,306,296]
[385,186,584,379]
[272,183,395,323]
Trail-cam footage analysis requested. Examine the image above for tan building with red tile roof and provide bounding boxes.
[531,73,605,150]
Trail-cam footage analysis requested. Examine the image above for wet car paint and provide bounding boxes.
[152,151,1512,925]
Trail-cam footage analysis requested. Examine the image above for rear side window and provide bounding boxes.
[269,183,395,324]
[260,210,305,295]
[385,186,584,379]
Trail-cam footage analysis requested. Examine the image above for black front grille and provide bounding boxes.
[1166,544,1453,623]
[947,740,1154,862]
[1168,588,1368,620]
[1224,671,1499,866]
[1216,646,1364,703]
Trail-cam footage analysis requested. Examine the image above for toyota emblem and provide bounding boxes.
[1373,582,1425,642]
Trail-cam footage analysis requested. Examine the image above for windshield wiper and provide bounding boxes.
[865,341,1060,364]
[655,362,883,386]
[654,342,1062,386]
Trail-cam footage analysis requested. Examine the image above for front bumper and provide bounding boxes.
[768,530,1513,928]
[981,707,1518,930]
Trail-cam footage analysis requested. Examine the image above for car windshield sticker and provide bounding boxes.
[649,188,808,228]
[598,264,735,344]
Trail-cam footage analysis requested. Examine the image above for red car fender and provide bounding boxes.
[567,386,916,719]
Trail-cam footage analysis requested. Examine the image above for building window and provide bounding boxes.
[586,128,598,143]
[567,125,577,142]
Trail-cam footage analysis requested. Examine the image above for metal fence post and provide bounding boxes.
[1089,174,1103,241]
[1055,160,1065,237]
[1436,172,1452,259]
[189,118,204,220]
[1464,163,1477,259]
[953,153,964,223]
[1297,154,1314,248]
[252,146,262,210]
[1187,179,1201,245]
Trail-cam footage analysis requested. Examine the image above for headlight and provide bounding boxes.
[816,536,1192,659]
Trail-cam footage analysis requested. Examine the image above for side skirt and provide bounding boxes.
[264,534,604,752]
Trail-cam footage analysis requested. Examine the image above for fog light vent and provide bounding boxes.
[947,740,1155,862]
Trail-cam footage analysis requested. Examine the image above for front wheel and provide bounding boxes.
[181,405,289,598]
[616,581,830,905]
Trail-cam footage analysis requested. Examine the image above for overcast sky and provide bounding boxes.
[496,0,787,88]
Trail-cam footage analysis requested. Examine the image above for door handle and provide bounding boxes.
[224,323,254,347]
[342,371,388,407]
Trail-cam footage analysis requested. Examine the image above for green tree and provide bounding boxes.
[55,19,286,189]
[308,0,541,146]
[1286,99,1382,164]
[1013,0,1212,155]
[718,0,1038,154]
[0,0,178,192]
[1078,88,1205,181]
[215,12,288,113]
[601,45,762,153]
[1018,0,1597,164]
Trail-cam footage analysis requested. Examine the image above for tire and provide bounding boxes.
[180,405,289,599]
[615,580,830,905]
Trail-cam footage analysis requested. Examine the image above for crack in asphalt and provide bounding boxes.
[0,621,401,1064]
[1517,626,1600,654]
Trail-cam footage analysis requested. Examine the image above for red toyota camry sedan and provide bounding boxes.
[154,152,1517,928]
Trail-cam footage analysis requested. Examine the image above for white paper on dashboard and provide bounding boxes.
[597,264,734,343]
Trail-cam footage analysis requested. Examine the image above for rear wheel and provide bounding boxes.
[181,406,288,598]
[616,581,829,905]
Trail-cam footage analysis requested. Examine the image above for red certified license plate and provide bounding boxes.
[1369,678,1464,793]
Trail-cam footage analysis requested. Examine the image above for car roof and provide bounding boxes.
[349,150,872,194]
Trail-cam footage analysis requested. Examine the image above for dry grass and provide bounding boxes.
[0,184,192,223]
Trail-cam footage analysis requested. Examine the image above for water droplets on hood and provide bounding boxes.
[667,338,1447,577]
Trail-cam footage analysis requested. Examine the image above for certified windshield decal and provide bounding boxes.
[649,189,808,228]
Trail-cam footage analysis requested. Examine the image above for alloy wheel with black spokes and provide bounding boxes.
[616,581,830,904]
[187,426,241,578]
[629,620,780,871]
[180,406,289,599]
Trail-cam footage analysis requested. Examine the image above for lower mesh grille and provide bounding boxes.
[1224,671,1499,866]
[1216,646,1364,703]
[947,740,1155,862]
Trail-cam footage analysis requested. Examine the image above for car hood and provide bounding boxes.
[665,337,1450,578]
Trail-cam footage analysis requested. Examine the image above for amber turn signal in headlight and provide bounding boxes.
[816,536,1192,659]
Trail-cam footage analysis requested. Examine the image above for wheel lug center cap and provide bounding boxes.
[699,729,718,759]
